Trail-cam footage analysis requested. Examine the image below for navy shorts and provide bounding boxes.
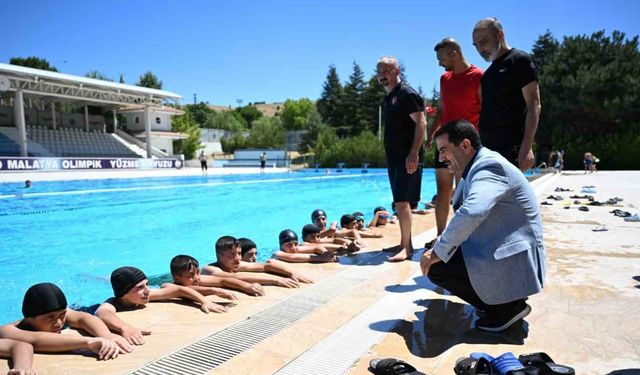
[387,163,422,203]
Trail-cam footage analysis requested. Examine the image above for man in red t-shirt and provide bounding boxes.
[426,38,482,246]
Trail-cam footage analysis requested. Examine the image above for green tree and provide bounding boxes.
[136,71,163,89]
[85,70,113,82]
[361,74,386,135]
[316,65,344,128]
[298,111,327,153]
[236,105,263,127]
[281,98,316,130]
[531,30,560,75]
[339,62,368,136]
[171,112,201,159]
[10,56,58,71]
[534,30,640,169]
[221,133,248,153]
[247,117,285,148]
[119,74,125,84]
[184,102,214,126]
[206,111,246,132]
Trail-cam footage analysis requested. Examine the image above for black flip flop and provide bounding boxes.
[369,358,424,375]
[454,356,495,375]
[578,206,589,212]
[518,352,575,375]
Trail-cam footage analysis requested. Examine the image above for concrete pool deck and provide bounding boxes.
[1,170,639,374]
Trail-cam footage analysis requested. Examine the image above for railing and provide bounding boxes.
[115,129,168,157]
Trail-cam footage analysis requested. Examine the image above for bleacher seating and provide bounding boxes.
[26,126,139,158]
[0,132,21,156]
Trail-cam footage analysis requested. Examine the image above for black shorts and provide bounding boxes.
[387,163,422,203]
[434,148,447,169]
[260,160,266,168]
[491,146,519,167]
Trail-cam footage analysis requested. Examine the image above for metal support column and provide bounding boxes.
[84,106,89,132]
[51,102,57,130]
[13,90,28,156]
[144,105,152,158]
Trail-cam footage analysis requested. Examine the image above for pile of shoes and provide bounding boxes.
[454,352,574,375]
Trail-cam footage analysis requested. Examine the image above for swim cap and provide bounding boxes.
[301,224,321,240]
[279,229,298,246]
[111,266,147,298]
[374,206,386,214]
[311,209,327,221]
[22,282,68,318]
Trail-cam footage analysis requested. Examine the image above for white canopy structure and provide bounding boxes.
[0,63,182,157]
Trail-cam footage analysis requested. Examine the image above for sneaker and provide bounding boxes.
[476,302,532,332]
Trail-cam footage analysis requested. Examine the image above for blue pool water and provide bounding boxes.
[0,168,436,322]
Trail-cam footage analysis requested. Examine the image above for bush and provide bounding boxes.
[312,130,386,167]
[220,133,247,154]
[551,122,640,170]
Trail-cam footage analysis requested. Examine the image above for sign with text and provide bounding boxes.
[0,157,182,171]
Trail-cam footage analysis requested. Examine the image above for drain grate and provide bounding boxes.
[128,260,389,375]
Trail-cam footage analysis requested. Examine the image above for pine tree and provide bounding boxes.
[340,62,367,136]
[316,65,343,128]
[361,73,386,135]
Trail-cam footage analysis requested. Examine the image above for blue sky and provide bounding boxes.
[3,0,639,106]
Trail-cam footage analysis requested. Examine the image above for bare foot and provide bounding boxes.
[388,248,413,262]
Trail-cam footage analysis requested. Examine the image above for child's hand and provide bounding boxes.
[214,288,238,300]
[108,333,135,353]
[247,283,265,296]
[277,277,299,288]
[291,272,314,284]
[201,301,228,314]
[120,326,151,346]
[87,337,120,360]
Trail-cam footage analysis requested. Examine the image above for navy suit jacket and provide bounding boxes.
[433,147,546,304]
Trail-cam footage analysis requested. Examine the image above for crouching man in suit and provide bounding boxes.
[421,119,546,332]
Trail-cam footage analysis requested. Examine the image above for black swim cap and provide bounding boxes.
[111,266,147,298]
[311,209,326,221]
[301,224,321,240]
[374,206,386,213]
[279,229,298,246]
[22,282,67,318]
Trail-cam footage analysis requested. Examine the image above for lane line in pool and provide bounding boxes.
[0,173,387,200]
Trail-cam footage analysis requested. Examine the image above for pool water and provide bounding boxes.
[0,168,436,322]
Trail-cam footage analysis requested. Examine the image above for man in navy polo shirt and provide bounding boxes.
[377,56,427,262]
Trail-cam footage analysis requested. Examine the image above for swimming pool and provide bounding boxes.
[0,168,436,322]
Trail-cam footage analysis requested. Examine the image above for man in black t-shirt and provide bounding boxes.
[377,56,427,262]
[472,17,541,172]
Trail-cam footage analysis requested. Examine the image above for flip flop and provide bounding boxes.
[454,356,495,375]
[369,358,423,375]
[578,206,589,212]
[592,225,608,232]
[612,210,632,217]
[471,352,539,375]
[518,352,575,375]
[540,202,552,206]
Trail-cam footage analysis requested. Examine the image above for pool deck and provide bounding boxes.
[2,170,639,374]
